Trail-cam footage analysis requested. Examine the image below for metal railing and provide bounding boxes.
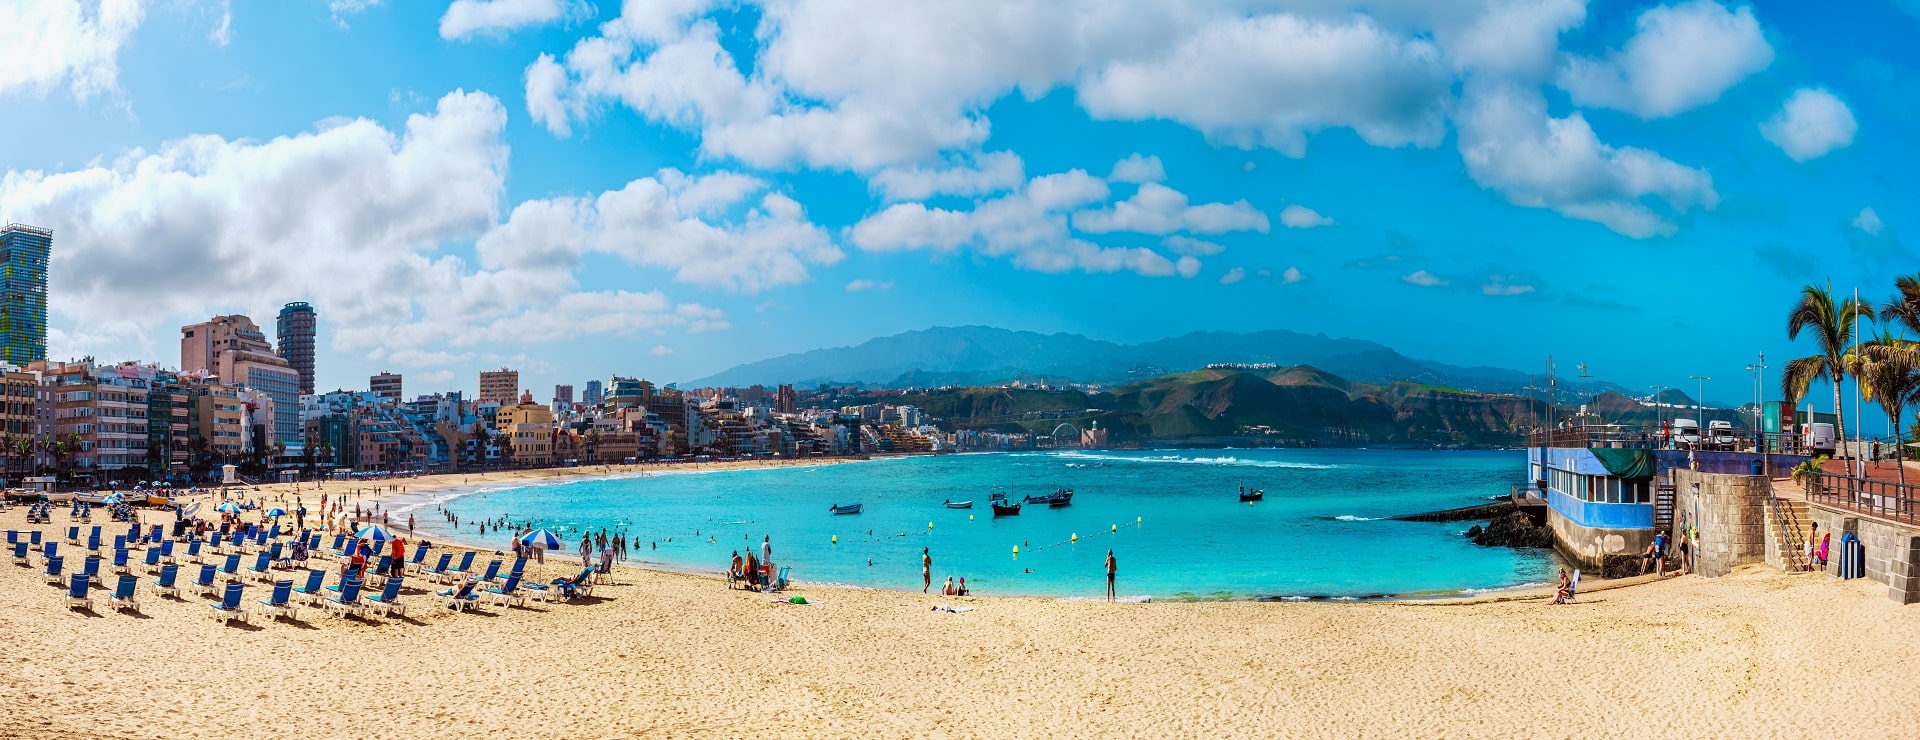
[1529,425,1806,453]
[1806,472,1920,526]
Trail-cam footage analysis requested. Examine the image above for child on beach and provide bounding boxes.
[1817,533,1831,568]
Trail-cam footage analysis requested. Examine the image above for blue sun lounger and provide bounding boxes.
[437,580,481,611]
[67,572,93,610]
[258,579,298,621]
[244,551,274,582]
[292,569,328,605]
[189,563,219,598]
[42,556,64,586]
[11,541,28,566]
[485,575,524,608]
[109,574,140,612]
[151,564,180,599]
[364,577,406,618]
[208,582,248,623]
[323,579,364,619]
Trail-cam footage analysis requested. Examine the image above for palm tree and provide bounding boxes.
[1784,282,1874,458]
[1848,332,1920,483]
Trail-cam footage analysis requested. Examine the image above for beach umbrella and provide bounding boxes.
[265,507,288,518]
[353,525,395,542]
[101,493,124,505]
[518,529,562,550]
[215,502,242,514]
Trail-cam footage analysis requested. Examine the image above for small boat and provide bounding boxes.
[1239,488,1264,502]
[1024,488,1074,507]
[146,495,175,507]
[829,503,863,515]
[943,499,973,509]
[989,488,1021,516]
[42,492,74,503]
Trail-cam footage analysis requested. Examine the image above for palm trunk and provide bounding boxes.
[1832,370,1848,464]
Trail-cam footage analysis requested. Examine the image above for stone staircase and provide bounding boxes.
[1766,497,1813,573]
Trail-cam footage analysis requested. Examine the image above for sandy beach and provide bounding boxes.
[4,466,1919,739]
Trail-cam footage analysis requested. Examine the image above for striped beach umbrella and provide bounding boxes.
[518,529,562,550]
[214,502,242,514]
[353,525,395,543]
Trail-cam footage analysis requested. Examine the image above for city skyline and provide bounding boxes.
[0,1,1914,404]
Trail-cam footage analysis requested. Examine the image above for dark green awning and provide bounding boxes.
[1589,448,1657,479]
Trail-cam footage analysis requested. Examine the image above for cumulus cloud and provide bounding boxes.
[1072,182,1269,235]
[0,89,744,368]
[851,169,1184,278]
[1279,205,1332,228]
[844,279,893,292]
[441,0,590,41]
[1163,235,1224,257]
[1853,207,1883,236]
[1281,266,1307,284]
[649,344,675,356]
[1557,0,1773,119]
[1107,153,1166,183]
[1218,267,1246,285]
[1078,12,1451,156]
[1761,88,1857,162]
[869,151,1024,202]
[0,0,145,101]
[1482,275,1537,296]
[1403,270,1447,287]
[1456,82,1717,238]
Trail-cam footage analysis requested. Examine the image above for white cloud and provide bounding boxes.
[1761,88,1857,162]
[1852,207,1883,236]
[1482,276,1537,296]
[649,344,676,356]
[851,169,1183,278]
[1557,0,1772,119]
[1175,256,1201,278]
[480,169,842,294]
[1436,0,1587,78]
[1281,266,1306,284]
[1403,270,1447,287]
[441,0,590,41]
[1279,205,1332,228]
[1072,182,1269,235]
[209,0,231,47]
[0,89,741,370]
[869,151,1024,202]
[1078,12,1451,157]
[844,279,893,292]
[1107,153,1165,183]
[1218,267,1246,285]
[1456,82,1717,238]
[1163,235,1224,257]
[0,0,145,101]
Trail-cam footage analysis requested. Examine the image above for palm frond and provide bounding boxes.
[1780,355,1828,406]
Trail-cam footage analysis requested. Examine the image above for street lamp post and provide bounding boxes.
[1690,376,1711,449]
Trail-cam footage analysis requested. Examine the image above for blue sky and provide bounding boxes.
[0,0,1914,416]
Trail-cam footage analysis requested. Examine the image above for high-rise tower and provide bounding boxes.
[276,302,316,395]
[0,224,50,366]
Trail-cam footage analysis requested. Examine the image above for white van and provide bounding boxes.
[1671,418,1701,447]
[1706,420,1736,450]
[1801,422,1836,454]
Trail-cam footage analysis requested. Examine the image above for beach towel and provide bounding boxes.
[931,605,974,613]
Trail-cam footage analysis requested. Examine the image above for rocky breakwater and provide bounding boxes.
[1392,499,1553,549]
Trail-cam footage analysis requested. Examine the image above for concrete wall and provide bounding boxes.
[1804,503,1920,604]
[1671,468,1772,577]
[1547,508,1656,570]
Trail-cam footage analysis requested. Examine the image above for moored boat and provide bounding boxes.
[1024,488,1074,507]
[75,492,110,505]
[989,488,1021,516]
[943,499,973,509]
[829,503,863,515]
[1238,488,1264,502]
[42,492,74,503]
[146,495,175,507]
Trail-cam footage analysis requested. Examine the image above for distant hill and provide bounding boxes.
[890,364,1551,447]
[689,325,1631,396]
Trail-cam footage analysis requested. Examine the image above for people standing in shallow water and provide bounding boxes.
[1105,549,1117,602]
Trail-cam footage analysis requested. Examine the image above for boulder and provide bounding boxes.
[1470,511,1554,549]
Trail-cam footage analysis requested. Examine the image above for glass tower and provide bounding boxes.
[276,302,316,395]
[0,224,49,366]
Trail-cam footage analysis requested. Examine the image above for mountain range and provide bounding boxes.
[689,325,1629,397]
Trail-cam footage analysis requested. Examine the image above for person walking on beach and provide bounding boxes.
[580,534,591,562]
[761,535,772,570]
[1104,549,1117,602]
[922,548,933,593]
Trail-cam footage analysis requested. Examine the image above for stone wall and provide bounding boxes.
[1546,510,1656,570]
[1671,468,1771,577]
[1804,503,1920,604]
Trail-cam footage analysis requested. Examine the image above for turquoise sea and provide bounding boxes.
[406,449,1557,600]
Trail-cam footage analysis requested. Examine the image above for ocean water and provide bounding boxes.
[406,449,1557,600]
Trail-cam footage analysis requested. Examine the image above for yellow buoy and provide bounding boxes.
[928,521,934,529]
[1012,545,1019,555]
[1137,516,1142,523]
[968,515,974,521]
[831,535,838,545]
[1111,524,1117,532]
[1071,532,1078,542]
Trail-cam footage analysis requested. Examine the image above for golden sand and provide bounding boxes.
[3,466,1917,738]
